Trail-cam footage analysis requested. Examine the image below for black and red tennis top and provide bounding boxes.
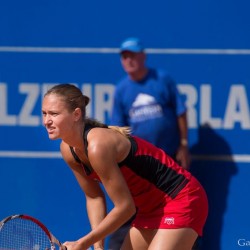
[70,123,192,215]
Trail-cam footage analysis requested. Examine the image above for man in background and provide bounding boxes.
[109,37,193,249]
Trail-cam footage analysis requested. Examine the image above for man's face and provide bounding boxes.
[120,51,146,75]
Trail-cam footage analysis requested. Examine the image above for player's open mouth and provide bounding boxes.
[47,128,55,134]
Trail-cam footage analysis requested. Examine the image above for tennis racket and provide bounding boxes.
[0,214,67,250]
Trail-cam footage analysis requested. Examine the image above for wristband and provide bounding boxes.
[180,138,188,146]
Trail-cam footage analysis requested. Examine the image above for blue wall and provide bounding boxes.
[0,1,250,249]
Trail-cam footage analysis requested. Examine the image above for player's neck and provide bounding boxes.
[62,124,84,149]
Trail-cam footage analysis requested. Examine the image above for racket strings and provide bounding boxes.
[0,218,53,250]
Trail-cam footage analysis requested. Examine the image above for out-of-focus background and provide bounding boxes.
[0,1,249,249]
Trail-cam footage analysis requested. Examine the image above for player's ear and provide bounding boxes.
[73,107,82,121]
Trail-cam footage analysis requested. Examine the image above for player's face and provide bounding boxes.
[120,51,145,74]
[42,94,75,140]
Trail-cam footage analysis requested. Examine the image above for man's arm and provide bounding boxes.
[176,112,191,169]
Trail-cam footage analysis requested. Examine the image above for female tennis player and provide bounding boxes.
[42,84,208,250]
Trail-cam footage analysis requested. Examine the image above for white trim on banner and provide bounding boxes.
[0,46,250,55]
[0,151,62,158]
[0,151,250,163]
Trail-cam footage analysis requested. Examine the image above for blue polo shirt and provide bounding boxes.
[111,68,186,156]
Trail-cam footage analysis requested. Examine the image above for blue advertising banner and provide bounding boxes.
[0,1,250,249]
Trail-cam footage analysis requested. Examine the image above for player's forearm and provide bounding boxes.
[79,203,135,249]
[87,195,107,228]
[86,196,106,248]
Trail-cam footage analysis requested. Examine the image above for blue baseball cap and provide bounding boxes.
[120,37,144,53]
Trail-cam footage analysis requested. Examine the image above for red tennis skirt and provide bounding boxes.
[132,176,208,236]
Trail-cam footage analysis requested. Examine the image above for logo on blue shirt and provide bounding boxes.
[129,93,163,122]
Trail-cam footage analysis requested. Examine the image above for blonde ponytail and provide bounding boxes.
[108,126,131,138]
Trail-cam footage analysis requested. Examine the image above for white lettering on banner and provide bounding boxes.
[224,85,250,129]
[41,83,58,97]
[178,84,250,129]
[0,83,17,125]
[19,83,40,126]
[94,84,114,122]
[81,83,92,117]
[0,82,250,129]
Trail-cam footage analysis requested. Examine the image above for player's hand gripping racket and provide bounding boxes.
[0,214,67,250]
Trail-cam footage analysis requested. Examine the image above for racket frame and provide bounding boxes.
[0,214,66,250]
